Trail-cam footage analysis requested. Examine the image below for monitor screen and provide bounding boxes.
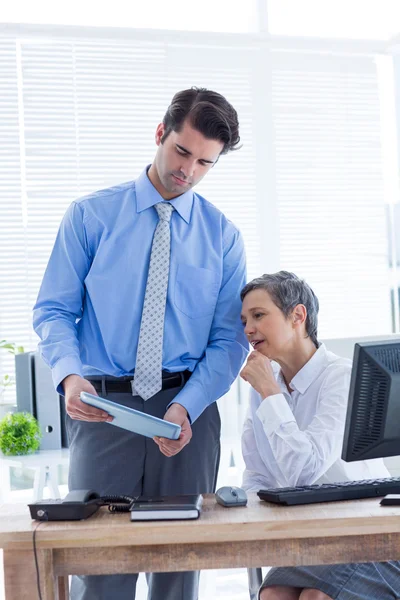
[342,340,400,462]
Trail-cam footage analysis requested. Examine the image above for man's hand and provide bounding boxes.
[63,374,113,422]
[154,403,192,457]
[240,350,281,399]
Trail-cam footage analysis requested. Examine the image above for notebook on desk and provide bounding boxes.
[130,494,203,521]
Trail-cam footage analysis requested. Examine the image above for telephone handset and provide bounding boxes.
[64,489,100,503]
[28,489,135,521]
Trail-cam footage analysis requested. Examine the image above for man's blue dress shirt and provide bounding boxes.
[33,167,248,422]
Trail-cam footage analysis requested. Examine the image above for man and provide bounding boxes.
[33,87,248,600]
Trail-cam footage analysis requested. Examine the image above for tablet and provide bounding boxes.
[80,392,181,440]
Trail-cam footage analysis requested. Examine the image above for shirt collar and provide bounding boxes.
[135,165,194,224]
[275,343,329,395]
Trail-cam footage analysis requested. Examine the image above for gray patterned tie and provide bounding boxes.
[132,201,174,400]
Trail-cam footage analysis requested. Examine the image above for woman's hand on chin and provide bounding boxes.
[240,350,281,399]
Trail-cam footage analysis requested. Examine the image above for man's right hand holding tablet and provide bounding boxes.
[62,374,113,422]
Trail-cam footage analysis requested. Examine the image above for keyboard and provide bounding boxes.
[257,477,400,506]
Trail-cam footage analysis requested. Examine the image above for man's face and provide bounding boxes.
[151,119,224,199]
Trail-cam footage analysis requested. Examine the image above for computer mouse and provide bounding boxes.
[215,486,248,507]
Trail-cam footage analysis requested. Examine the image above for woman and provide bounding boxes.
[240,271,400,600]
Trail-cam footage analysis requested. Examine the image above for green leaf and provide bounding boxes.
[1,344,15,351]
[0,340,24,356]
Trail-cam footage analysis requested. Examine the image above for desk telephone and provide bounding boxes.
[28,489,135,521]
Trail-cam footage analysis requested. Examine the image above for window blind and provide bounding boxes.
[0,32,260,401]
[271,48,392,338]
[0,28,396,405]
[0,37,25,403]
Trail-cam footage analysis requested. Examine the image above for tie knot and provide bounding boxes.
[155,202,174,222]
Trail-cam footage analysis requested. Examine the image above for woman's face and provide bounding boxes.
[241,288,296,360]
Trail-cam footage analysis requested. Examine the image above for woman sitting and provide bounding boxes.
[240,270,400,600]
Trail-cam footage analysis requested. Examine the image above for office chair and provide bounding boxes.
[248,567,263,600]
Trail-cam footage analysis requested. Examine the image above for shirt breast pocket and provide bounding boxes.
[174,263,219,319]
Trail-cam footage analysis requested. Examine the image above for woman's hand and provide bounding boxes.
[240,351,281,399]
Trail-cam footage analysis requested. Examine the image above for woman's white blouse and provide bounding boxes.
[241,344,389,492]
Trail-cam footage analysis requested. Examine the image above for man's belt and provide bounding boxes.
[87,370,191,395]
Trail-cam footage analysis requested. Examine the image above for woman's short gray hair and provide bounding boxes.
[240,271,320,348]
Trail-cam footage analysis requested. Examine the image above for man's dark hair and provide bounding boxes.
[241,271,320,348]
[161,87,241,155]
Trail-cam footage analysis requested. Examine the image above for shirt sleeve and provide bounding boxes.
[241,403,275,492]
[170,228,248,423]
[32,201,92,394]
[255,364,351,487]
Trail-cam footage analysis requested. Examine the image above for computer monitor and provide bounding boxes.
[15,351,69,450]
[342,340,400,462]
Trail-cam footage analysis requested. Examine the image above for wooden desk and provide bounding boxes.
[1,494,400,600]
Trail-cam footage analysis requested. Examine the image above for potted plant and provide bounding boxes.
[0,411,41,456]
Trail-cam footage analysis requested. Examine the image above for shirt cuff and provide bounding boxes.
[52,355,84,396]
[256,393,295,436]
[167,380,208,424]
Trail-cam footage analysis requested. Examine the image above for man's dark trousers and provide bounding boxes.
[67,380,221,600]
